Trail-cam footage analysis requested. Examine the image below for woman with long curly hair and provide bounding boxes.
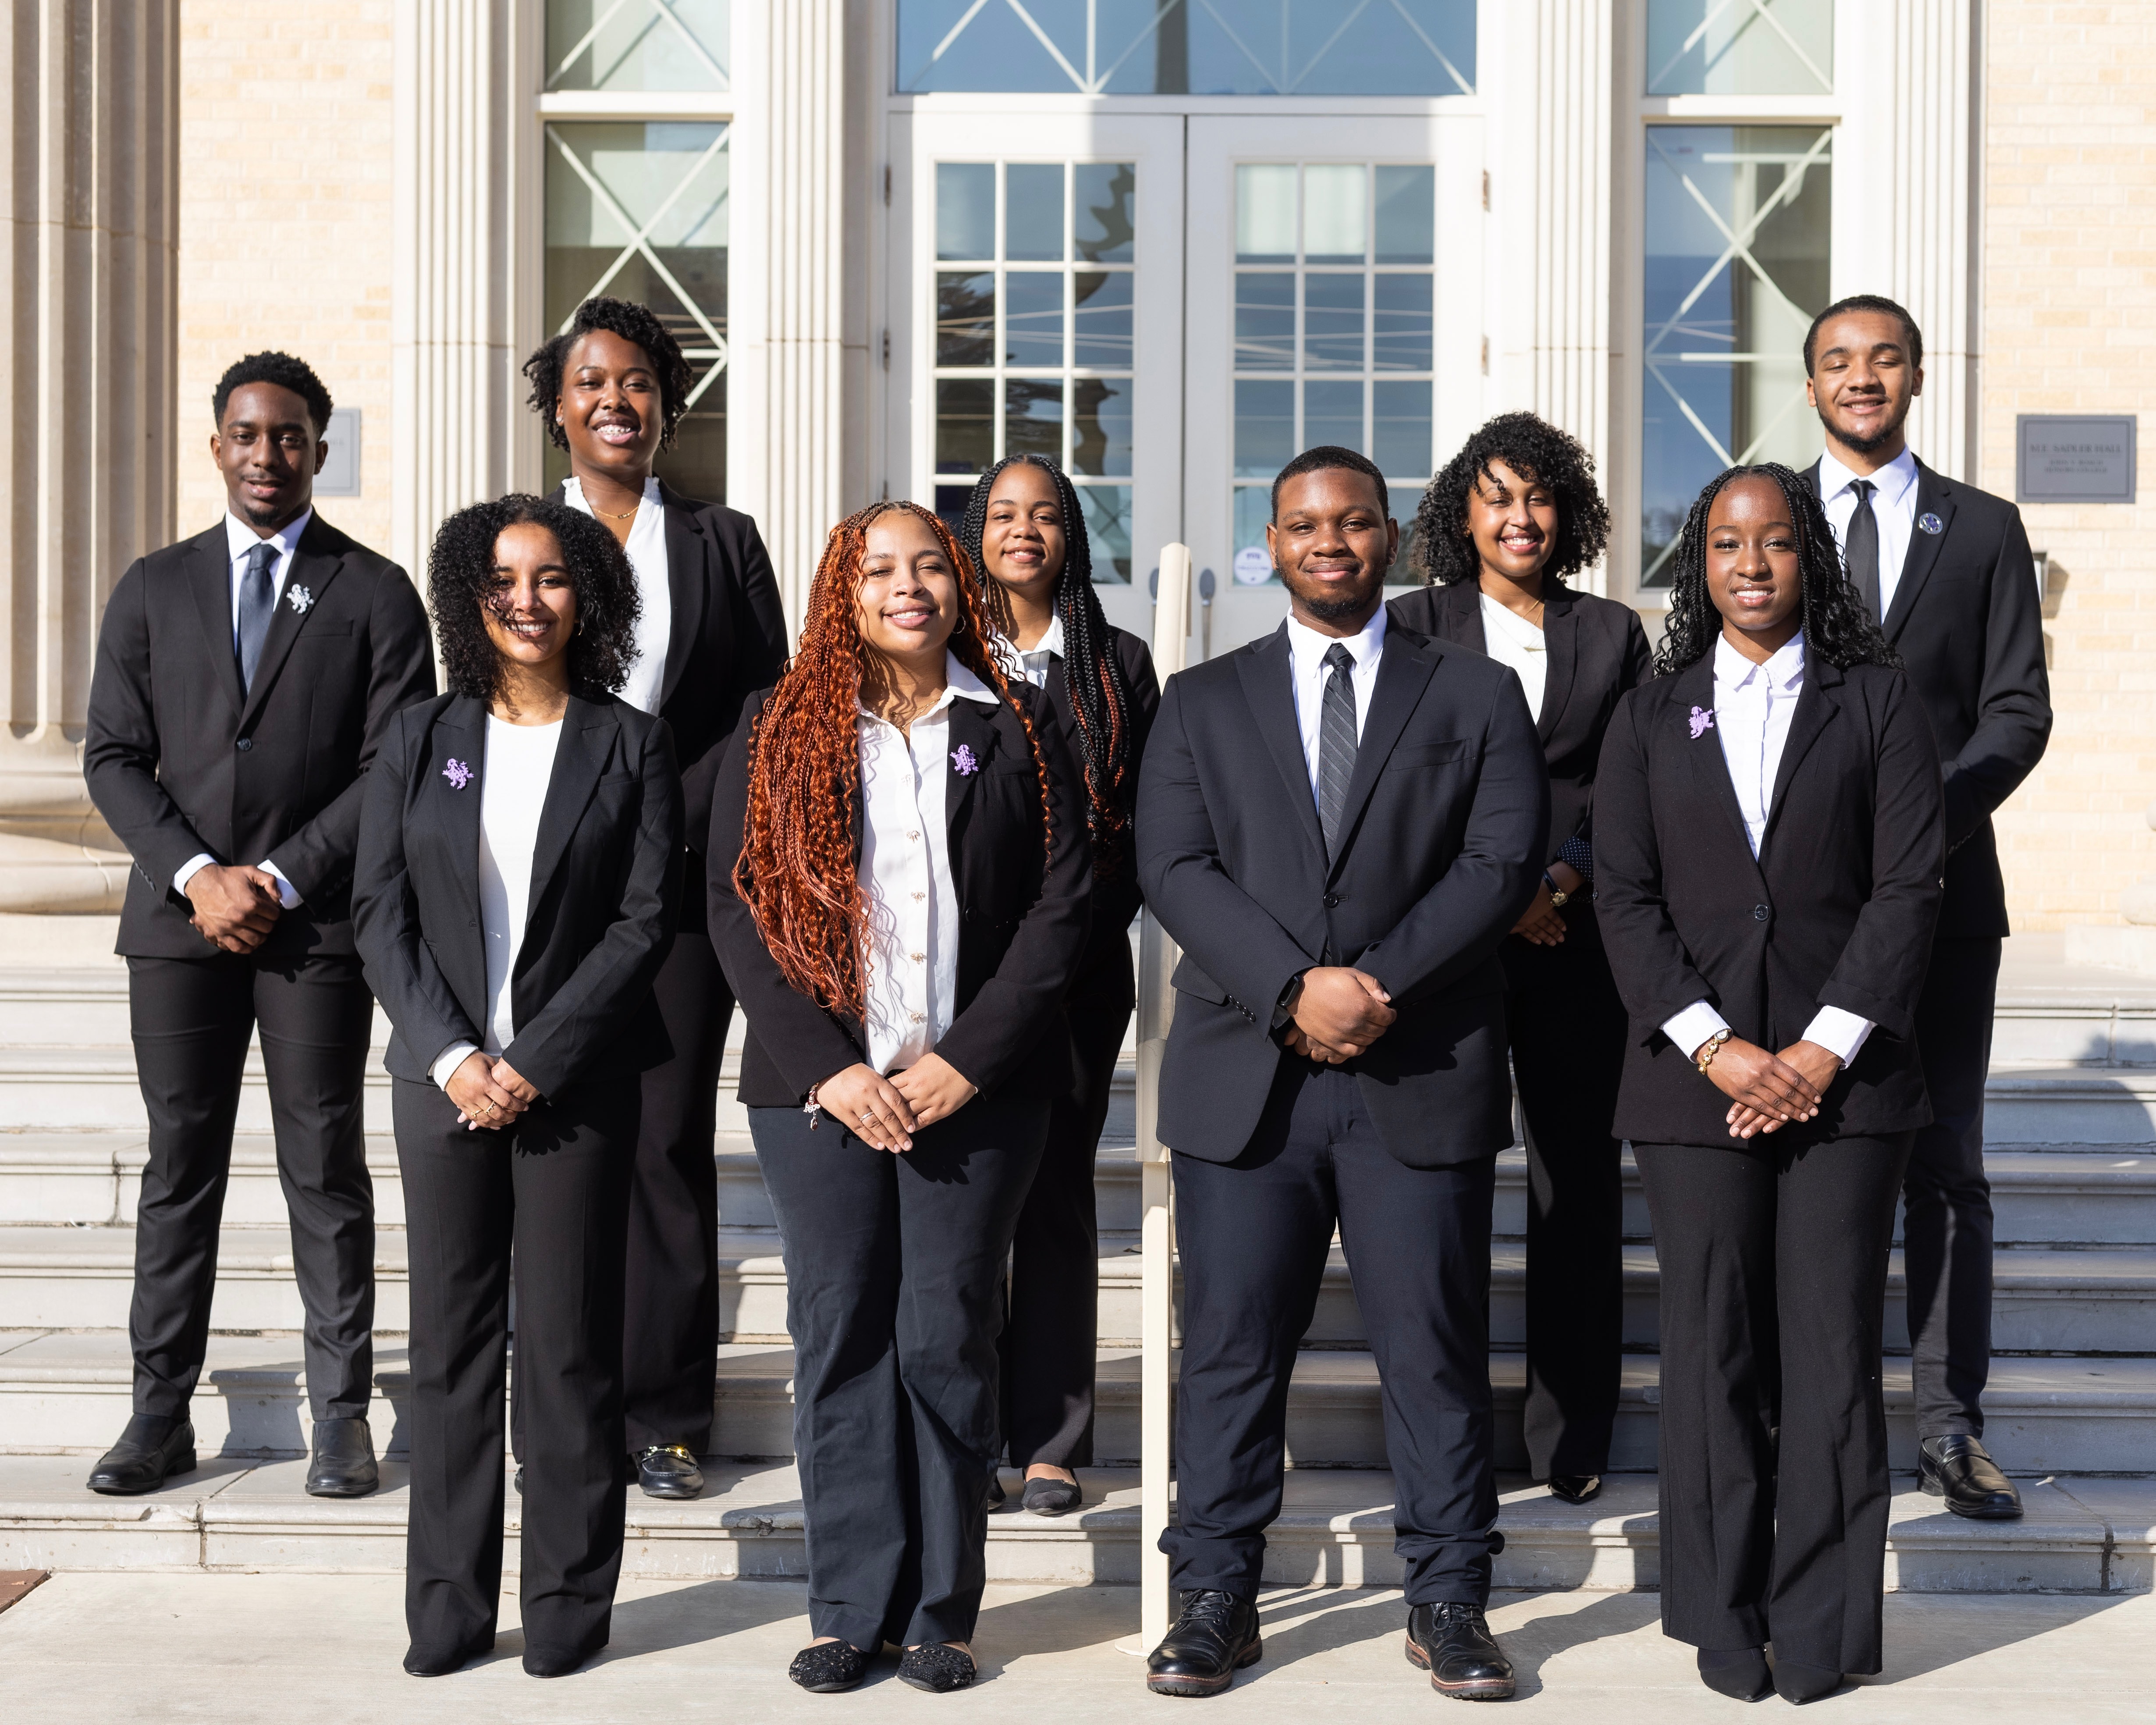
[956,455,1158,1517]
[353,494,682,1678]
[707,500,1092,1695]
[1594,463,1942,1703]
[1390,413,1650,1507]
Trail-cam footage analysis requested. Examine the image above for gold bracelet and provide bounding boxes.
[1694,1028,1732,1074]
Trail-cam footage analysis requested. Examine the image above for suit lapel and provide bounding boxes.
[1672,656,1760,868]
[431,697,489,1011]
[239,517,347,728]
[657,484,707,709]
[1883,461,1953,644]
[525,697,616,917]
[1762,657,1842,849]
[185,527,245,720]
[1234,626,1326,867]
[1535,589,1577,742]
[1442,580,1487,654]
[943,692,997,836]
[1326,630,1438,881]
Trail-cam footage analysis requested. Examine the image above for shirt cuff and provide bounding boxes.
[1801,1007,1874,1067]
[172,853,216,896]
[1662,1000,1732,1063]
[430,1042,481,1092]
[257,860,302,910]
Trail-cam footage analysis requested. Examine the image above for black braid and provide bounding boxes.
[1654,462,1902,676]
[959,455,1138,879]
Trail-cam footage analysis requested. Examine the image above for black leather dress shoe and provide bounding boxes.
[1918,1435,2023,1519]
[635,1444,705,1500]
[1546,1475,1601,1505]
[1771,1657,1844,1704]
[1021,1473,1083,1516]
[1146,1590,1262,1696]
[986,1468,1008,1511]
[85,1414,197,1495]
[305,1417,379,1497]
[1406,1602,1516,1700]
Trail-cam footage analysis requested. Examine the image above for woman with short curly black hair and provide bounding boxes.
[354,492,682,1680]
[1389,412,1649,1508]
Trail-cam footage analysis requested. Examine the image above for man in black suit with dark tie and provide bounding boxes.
[1136,448,1547,1700]
[1801,296,2053,1518]
[83,352,437,1498]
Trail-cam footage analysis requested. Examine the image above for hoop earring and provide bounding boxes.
[951,610,968,637]
[574,618,585,635]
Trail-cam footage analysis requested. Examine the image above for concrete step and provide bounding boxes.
[0,1452,2143,1592]
[1987,1065,2156,1145]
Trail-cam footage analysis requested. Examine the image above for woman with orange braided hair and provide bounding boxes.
[707,500,1092,1695]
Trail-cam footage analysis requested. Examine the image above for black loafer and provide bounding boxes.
[85,1414,197,1496]
[1918,1435,2023,1519]
[305,1417,379,1497]
[1772,1657,1844,1704]
[1406,1601,1516,1700]
[1146,1589,1261,1697]
[1546,1474,1601,1505]
[898,1643,977,1693]
[635,1444,705,1500]
[790,1639,872,1693]
[1021,1474,1083,1516]
[1698,1647,1772,1701]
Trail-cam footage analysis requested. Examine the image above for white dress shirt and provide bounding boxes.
[564,476,671,717]
[1659,632,1874,1068]
[171,509,318,910]
[1478,591,1548,720]
[1285,606,1387,800]
[429,715,565,1091]
[1818,445,1920,619]
[856,654,1003,1077]
[1012,612,1065,690]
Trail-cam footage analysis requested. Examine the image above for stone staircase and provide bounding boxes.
[1,932,2151,1593]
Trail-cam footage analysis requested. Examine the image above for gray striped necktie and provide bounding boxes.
[236,541,277,692]
[1845,478,1882,622]
[1317,641,1358,857]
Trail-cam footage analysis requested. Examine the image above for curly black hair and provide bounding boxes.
[213,352,333,436]
[522,296,695,452]
[1411,411,1610,587]
[1654,462,1900,676]
[428,494,642,701]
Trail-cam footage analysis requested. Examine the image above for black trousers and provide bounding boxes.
[1502,920,1627,1478]
[126,951,375,1422]
[1166,1060,1502,1605]
[752,1094,1048,1652]
[396,1075,636,1664]
[1906,935,2000,1438]
[999,941,1133,1469]
[1636,1132,1912,1675]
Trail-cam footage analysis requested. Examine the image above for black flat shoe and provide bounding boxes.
[514,1465,524,1495]
[790,1640,872,1693]
[305,1417,379,1497]
[1546,1474,1601,1505]
[523,1643,597,1679]
[1147,1590,1261,1697]
[636,1443,705,1500]
[1772,1658,1845,1704]
[1698,1647,1772,1701]
[985,1468,1008,1511]
[1021,1474,1082,1516]
[898,1643,977,1693]
[1406,1602,1516,1700]
[85,1414,197,1496]
[404,1636,492,1677]
[1918,1435,2023,1519]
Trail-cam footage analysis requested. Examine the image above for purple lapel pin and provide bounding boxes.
[1688,706,1716,740]
[442,758,472,789]
[952,743,979,777]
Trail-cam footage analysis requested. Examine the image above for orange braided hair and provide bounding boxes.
[735,501,1055,1021]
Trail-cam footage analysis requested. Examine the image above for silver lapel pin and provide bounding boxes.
[288,585,314,614]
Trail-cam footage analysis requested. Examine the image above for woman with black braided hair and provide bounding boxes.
[1594,463,1943,1704]
[959,455,1159,1517]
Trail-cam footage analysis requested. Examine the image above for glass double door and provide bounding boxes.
[893,110,1483,657]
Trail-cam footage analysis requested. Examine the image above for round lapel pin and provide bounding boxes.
[1918,512,1944,535]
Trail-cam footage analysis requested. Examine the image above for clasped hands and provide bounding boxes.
[446,1052,541,1131]
[184,863,282,954]
[1694,1036,1843,1139]
[814,1053,980,1153]
[1280,967,1396,1064]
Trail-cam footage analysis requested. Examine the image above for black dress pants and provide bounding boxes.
[1906,935,2000,1438]
[751,1094,1048,1653]
[1636,1132,1912,1675]
[1502,917,1627,1478]
[999,940,1133,1469]
[126,952,375,1422]
[1166,1060,1502,1605]
[396,1075,636,1665]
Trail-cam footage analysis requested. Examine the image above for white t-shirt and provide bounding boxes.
[564,476,671,716]
[1478,591,1548,721]
[476,716,565,1054]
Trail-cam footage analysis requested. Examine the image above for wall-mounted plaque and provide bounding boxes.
[317,407,362,497]
[2016,414,2135,504]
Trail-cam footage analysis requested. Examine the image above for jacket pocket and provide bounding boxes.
[1391,738,1470,768]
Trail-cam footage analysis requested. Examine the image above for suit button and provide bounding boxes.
[1753,904,1769,922]
[1323,893,1341,908]
[235,738,252,752]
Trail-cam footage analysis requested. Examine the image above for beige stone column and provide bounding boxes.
[0,3,179,913]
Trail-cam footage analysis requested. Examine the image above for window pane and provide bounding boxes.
[934,484,975,541]
[1005,377,1064,459]
[937,378,995,473]
[1236,165,1297,263]
[1232,487,1277,585]
[1375,165,1435,264]
[547,0,729,93]
[1072,377,1133,476]
[1647,0,1833,96]
[1006,163,1066,261]
[1073,271,1133,368]
[937,163,995,260]
[1303,165,1367,264]
[1373,274,1433,370]
[1304,379,1364,452]
[1076,484,1133,583]
[1074,164,1136,262]
[1004,271,1066,366]
[937,272,995,366]
[1235,273,1295,371]
[1235,380,1294,478]
[1373,381,1431,477]
[1304,274,1366,370]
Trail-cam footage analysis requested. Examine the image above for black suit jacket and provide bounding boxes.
[85,515,437,959]
[1136,622,1549,1167]
[352,691,682,1098]
[1803,457,2049,938]
[708,681,1094,1107]
[1037,624,1161,969]
[1593,656,1944,1146]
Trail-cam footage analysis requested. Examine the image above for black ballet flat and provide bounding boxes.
[1020,1474,1083,1516]
[898,1643,977,1693]
[1698,1647,1772,1701]
[790,1640,871,1693]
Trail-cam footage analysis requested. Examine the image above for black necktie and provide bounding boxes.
[1317,642,1358,857]
[237,541,277,692]
[1845,478,1882,622]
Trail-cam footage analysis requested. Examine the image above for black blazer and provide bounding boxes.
[1593,655,1944,1146]
[708,681,1094,1107]
[1136,622,1549,1167]
[352,691,682,1098]
[85,515,437,959]
[1803,458,2049,938]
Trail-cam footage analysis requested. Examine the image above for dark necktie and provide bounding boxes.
[236,541,277,692]
[1317,642,1359,857]
[1844,478,1882,622]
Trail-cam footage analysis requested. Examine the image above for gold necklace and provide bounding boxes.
[586,498,640,522]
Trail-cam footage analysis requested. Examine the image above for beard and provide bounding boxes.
[1297,587,1379,622]
[1818,392,1911,455]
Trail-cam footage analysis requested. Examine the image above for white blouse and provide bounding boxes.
[564,475,671,717]
[1478,591,1548,721]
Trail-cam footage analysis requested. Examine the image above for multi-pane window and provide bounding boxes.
[1229,164,1435,587]
[1647,0,1833,96]
[932,161,1138,583]
[547,0,730,92]
[1640,125,1832,586]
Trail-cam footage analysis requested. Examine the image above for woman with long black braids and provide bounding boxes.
[1594,463,1943,1704]
[958,456,1159,1516]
